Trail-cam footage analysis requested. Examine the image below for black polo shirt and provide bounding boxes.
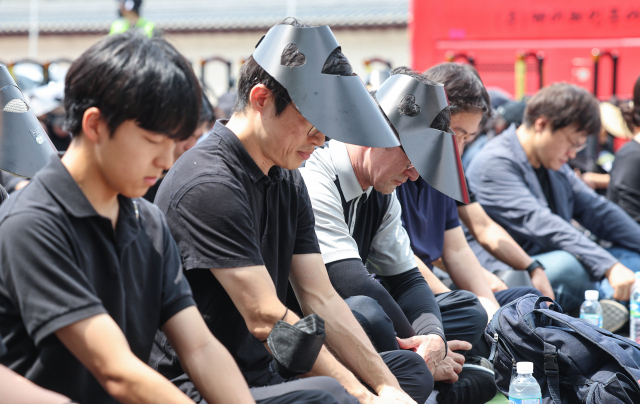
[152,120,320,387]
[0,156,195,404]
[0,333,6,358]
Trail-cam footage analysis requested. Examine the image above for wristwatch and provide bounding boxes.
[525,259,544,275]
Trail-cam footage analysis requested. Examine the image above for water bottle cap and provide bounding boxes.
[585,290,599,301]
[517,361,534,374]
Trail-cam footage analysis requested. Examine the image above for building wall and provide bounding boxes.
[0,27,409,101]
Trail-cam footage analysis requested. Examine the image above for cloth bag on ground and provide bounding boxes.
[485,294,640,403]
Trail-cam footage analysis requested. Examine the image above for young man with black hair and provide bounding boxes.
[0,32,255,404]
[467,83,639,329]
[300,67,496,404]
[151,20,428,404]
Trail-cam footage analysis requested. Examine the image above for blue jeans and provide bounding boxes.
[598,246,640,302]
[533,247,640,311]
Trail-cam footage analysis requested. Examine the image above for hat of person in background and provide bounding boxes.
[365,69,391,91]
[374,73,470,203]
[252,23,399,148]
[496,100,526,128]
[25,81,64,118]
[600,101,633,139]
[0,65,58,178]
[487,88,513,109]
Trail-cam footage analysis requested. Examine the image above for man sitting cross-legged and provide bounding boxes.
[151,20,431,404]
[299,67,495,404]
[0,32,254,404]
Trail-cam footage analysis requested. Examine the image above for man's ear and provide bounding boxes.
[533,116,548,134]
[249,84,273,115]
[81,107,107,143]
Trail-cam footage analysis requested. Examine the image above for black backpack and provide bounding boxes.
[485,294,640,403]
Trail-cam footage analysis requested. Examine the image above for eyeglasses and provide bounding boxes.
[280,96,320,137]
[564,132,587,153]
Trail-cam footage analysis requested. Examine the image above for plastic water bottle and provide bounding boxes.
[630,273,640,343]
[509,362,541,404]
[579,290,603,328]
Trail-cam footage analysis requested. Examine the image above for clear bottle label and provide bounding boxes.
[630,301,640,318]
[580,313,603,327]
[509,399,541,404]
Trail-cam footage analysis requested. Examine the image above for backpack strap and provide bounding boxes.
[534,296,563,313]
[544,342,562,403]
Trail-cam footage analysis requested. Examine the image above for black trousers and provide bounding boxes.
[247,351,432,404]
[345,291,487,355]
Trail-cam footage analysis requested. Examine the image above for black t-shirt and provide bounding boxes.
[608,140,640,224]
[0,156,195,404]
[534,165,558,214]
[0,333,6,358]
[152,120,320,387]
[0,184,7,205]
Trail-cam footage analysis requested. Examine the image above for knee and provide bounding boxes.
[538,251,586,279]
[304,377,359,404]
[445,290,487,345]
[277,389,343,404]
[383,350,433,403]
[345,296,397,352]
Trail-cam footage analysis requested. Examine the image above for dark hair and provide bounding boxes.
[198,94,216,127]
[621,74,640,132]
[424,63,491,118]
[390,66,450,131]
[234,18,354,117]
[523,83,600,136]
[64,31,201,141]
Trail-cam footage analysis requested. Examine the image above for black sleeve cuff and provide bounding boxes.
[411,312,447,358]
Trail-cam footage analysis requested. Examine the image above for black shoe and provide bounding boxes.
[464,355,494,373]
[435,366,497,404]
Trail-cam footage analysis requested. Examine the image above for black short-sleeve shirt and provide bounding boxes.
[608,140,640,224]
[152,120,320,387]
[0,333,6,358]
[0,156,195,404]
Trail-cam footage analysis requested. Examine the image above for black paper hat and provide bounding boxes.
[252,24,399,148]
[375,74,470,203]
[0,65,58,178]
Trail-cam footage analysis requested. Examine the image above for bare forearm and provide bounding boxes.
[442,247,498,305]
[302,291,401,393]
[181,337,255,404]
[476,222,532,271]
[0,365,70,404]
[415,255,450,294]
[102,358,196,404]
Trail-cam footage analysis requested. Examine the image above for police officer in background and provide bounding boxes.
[110,0,159,38]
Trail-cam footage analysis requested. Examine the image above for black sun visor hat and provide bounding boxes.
[374,74,470,204]
[0,65,58,179]
[252,24,399,148]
